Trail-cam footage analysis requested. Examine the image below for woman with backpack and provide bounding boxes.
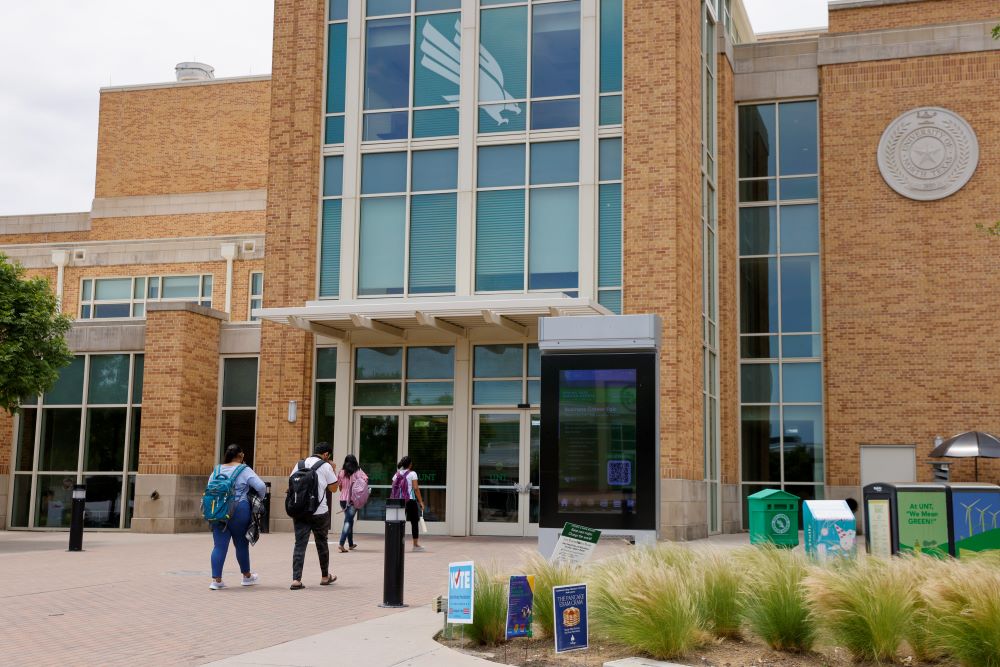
[391,456,425,552]
[336,454,367,552]
[208,444,268,590]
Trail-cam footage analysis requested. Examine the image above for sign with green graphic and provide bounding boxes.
[897,491,949,558]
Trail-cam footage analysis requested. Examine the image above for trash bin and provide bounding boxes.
[863,483,898,557]
[803,499,856,562]
[945,483,1000,557]
[747,489,800,548]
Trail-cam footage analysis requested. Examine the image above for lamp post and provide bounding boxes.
[380,498,407,608]
[68,483,86,552]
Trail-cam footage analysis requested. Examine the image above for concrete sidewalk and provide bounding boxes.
[207,605,494,667]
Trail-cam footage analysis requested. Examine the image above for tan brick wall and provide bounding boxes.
[137,308,223,475]
[821,51,1000,486]
[254,0,327,477]
[231,259,266,323]
[0,409,12,475]
[717,53,739,487]
[95,80,270,199]
[624,0,705,482]
[829,0,1000,34]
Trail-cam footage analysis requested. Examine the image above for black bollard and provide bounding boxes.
[261,482,271,534]
[380,498,407,608]
[68,483,86,552]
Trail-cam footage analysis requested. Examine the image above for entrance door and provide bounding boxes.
[472,411,539,536]
[353,411,449,534]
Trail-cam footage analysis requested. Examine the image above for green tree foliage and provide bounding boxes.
[0,254,73,414]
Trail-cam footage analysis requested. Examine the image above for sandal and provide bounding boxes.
[320,575,337,586]
[338,545,349,553]
[290,582,305,590]
[349,543,358,550]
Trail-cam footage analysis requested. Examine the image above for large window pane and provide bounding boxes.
[598,184,622,288]
[474,344,523,378]
[476,190,525,291]
[413,107,460,138]
[779,101,818,176]
[782,363,822,403]
[741,405,779,482]
[361,152,407,194]
[599,0,622,93]
[220,411,257,468]
[739,207,776,256]
[129,408,141,472]
[530,98,579,130]
[408,415,448,521]
[11,475,31,527]
[222,358,259,408]
[330,0,348,19]
[530,141,579,185]
[407,346,455,379]
[479,6,528,124]
[599,137,622,181]
[359,197,406,295]
[35,474,75,527]
[320,199,342,298]
[741,364,778,404]
[324,156,344,197]
[355,383,403,406]
[410,194,457,294]
[15,409,37,471]
[368,0,410,16]
[412,149,458,191]
[364,17,411,110]
[739,104,776,178]
[478,144,525,188]
[39,409,81,471]
[780,256,821,332]
[531,1,581,98]
[132,355,144,404]
[161,276,200,299]
[414,13,461,108]
[94,278,131,301]
[44,356,84,405]
[357,415,400,520]
[473,380,523,405]
[316,348,338,380]
[780,205,819,254]
[88,355,129,405]
[364,110,408,141]
[356,347,403,380]
[84,407,127,472]
[529,187,579,290]
[327,23,347,115]
[782,405,824,483]
[314,382,336,445]
[739,257,778,334]
[83,475,123,528]
[406,382,454,406]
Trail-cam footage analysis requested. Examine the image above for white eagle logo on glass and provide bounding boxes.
[419,20,521,126]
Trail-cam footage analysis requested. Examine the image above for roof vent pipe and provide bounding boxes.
[175,62,215,82]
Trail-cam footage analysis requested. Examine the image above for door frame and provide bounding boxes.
[470,409,539,537]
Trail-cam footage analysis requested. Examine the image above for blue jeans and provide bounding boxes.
[339,500,357,547]
[211,501,251,578]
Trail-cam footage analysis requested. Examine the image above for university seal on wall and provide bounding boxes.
[877,107,979,201]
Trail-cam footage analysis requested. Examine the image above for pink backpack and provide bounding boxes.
[349,469,371,509]
[390,470,409,500]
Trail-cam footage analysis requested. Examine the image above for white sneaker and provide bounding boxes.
[413,545,426,552]
[241,573,259,587]
[209,580,226,590]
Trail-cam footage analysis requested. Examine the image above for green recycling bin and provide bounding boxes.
[747,489,800,547]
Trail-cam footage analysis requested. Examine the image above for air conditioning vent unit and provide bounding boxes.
[241,240,257,256]
[72,249,86,262]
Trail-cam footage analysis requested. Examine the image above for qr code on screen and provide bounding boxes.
[607,460,632,486]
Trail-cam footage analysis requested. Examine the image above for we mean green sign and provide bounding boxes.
[897,490,949,558]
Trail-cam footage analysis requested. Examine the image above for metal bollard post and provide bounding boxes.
[68,483,86,552]
[262,482,271,534]
[380,498,407,608]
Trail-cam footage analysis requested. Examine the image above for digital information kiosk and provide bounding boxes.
[537,315,661,556]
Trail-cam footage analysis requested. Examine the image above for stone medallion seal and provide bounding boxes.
[877,107,978,201]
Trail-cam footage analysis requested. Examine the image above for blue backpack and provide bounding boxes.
[202,464,247,523]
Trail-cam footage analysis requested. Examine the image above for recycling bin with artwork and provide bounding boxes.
[803,499,857,562]
[945,483,1000,557]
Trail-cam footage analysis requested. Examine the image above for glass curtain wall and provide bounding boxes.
[79,275,213,319]
[702,1,721,533]
[325,0,349,144]
[219,357,259,467]
[11,354,143,529]
[738,100,823,523]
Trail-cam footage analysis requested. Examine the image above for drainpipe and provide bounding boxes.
[51,250,70,310]
[220,243,237,315]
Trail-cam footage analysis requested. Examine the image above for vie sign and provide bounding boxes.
[447,561,475,624]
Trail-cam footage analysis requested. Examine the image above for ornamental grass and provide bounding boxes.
[521,551,584,639]
[805,556,917,663]
[923,559,1000,667]
[739,544,817,652]
[698,548,748,639]
[464,562,508,646]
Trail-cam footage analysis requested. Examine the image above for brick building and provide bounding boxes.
[2,0,998,538]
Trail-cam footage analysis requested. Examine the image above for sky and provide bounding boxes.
[0,1,827,217]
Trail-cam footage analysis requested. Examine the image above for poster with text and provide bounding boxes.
[447,561,475,624]
[897,491,949,558]
[866,499,893,557]
[550,522,602,566]
[553,583,588,653]
[505,575,535,640]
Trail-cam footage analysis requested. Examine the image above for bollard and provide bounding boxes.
[380,498,407,608]
[262,482,271,534]
[68,483,86,552]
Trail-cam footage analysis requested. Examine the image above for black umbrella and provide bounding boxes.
[929,431,1000,481]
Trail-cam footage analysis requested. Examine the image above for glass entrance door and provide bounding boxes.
[472,411,539,536]
[353,412,449,533]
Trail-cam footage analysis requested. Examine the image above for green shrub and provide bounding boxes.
[805,557,917,662]
[902,555,950,662]
[739,545,817,652]
[925,560,1000,667]
[591,548,706,659]
[698,549,747,638]
[463,563,508,646]
[522,551,584,639]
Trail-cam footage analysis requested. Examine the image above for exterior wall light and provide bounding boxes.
[288,400,297,423]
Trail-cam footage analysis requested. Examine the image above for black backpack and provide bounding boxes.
[285,459,327,519]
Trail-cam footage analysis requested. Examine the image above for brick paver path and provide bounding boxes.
[0,529,552,666]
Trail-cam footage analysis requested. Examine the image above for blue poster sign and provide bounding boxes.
[447,561,475,624]
[506,575,535,640]
[552,583,588,653]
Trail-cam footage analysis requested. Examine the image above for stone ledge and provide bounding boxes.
[818,20,1000,65]
[91,189,268,219]
[146,301,229,321]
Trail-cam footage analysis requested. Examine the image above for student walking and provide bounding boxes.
[288,442,339,590]
[208,444,268,590]
[391,456,425,552]
[336,454,365,553]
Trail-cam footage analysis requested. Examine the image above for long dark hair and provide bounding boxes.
[223,444,243,464]
[397,455,412,471]
[343,454,359,476]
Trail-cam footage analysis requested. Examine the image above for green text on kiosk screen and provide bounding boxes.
[557,369,638,514]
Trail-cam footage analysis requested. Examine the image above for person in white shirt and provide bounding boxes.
[393,455,426,552]
[289,442,339,590]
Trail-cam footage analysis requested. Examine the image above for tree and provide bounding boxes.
[0,254,73,415]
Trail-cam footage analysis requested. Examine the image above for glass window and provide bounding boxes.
[529,187,579,290]
[598,290,622,315]
[741,405,780,482]
[88,355,130,405]
[476,190,526,291]
[531,2,581,98]
[412,149,458,191]
[132,355,144,404]
[407,346,455,379]
[739,257,778,334]
[413,13,461,111]
[324,156,344,197]
[779,101,818,175]
[782,405,824,483]
[362,152,407,194]
[314,381,337,445]
[365,18,411,112]
[84,408,127,471]
[38,409,81,471]
[529,141,579,185]
[249,272,263,321]
[739,104,776,179]
[410,194,457,294]
[780,177,818,201]
[599,95,622,125]
[474,345,523,378]
[783,334,822,359]
[368,0,410,15]
[161,276,200,299]
[531,98,580,130]
[326,22,348,144]
[406,382,454,406]
[359,197,407,295]
[598,184,622,289]
[320,200,342,298]
[94,278,131,301]
[782,362,822,403]
[222,358,259,408]
[780,256,821,332]
[356,347,404,380]
[44,356,84,405]
[479,6,528,131]
[15,408,37,471]
[478,145,526,188]
[599,138,622,181]
[330,0,348,20]
[740,207,776,256]
[316,347,338,380]
[599,0,623,94]
[741,363,778,404]
[741,335,779,359]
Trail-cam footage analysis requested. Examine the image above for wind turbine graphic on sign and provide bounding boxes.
[961,499,979,539]
[975,505,992,534]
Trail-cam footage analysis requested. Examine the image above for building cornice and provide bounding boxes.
[99,74,271,94]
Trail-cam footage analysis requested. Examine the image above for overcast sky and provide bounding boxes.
[0,1,828,217]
